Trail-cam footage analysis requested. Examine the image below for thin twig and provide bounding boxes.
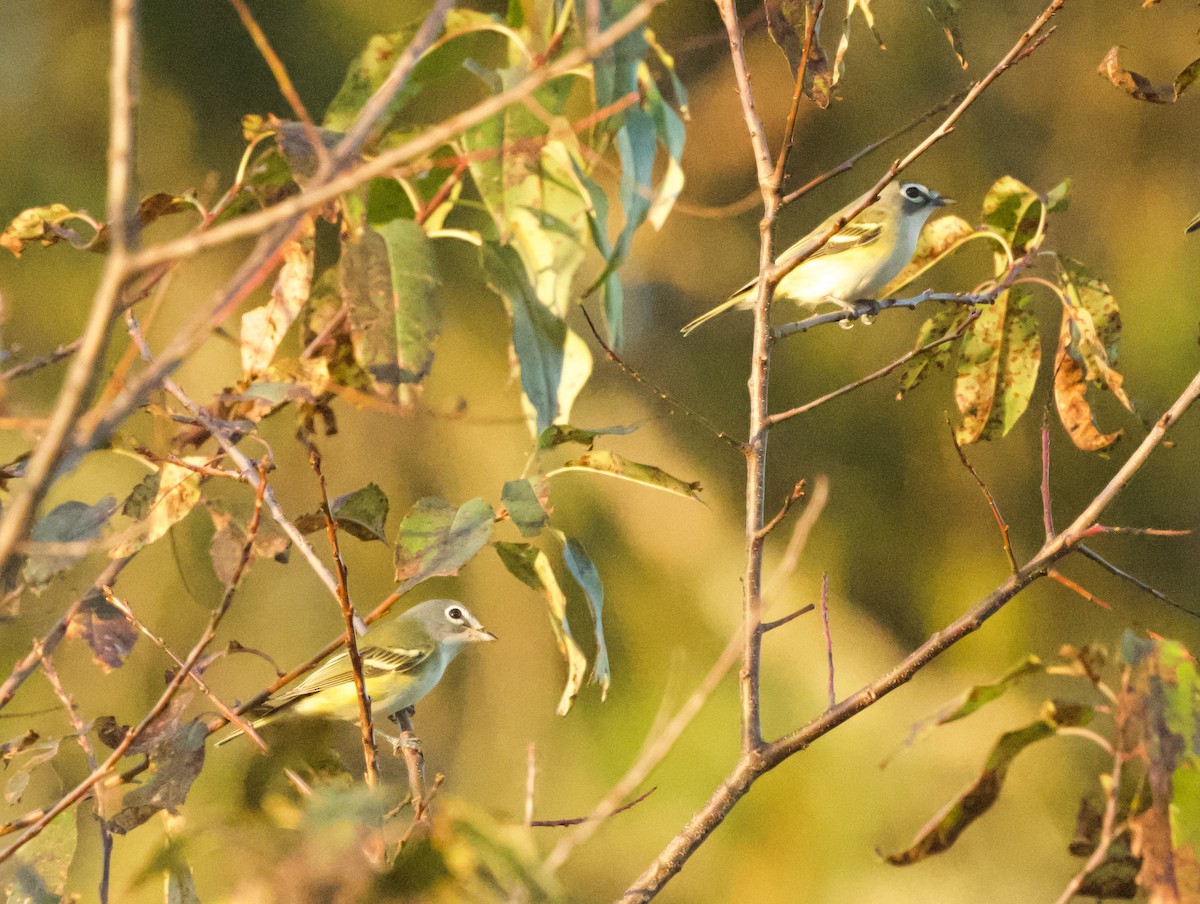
[102,588,269,750]
[1047,569,1111,610]
[1041,410,1055,540]
[772,0,824,189]
[761,604,815,633]
[764,474,829,601]
[0,339,84,382]
[524,742,537,828]
[756,481,806,539]
[38,649,111,904]
[819,574,834,709]
[767,312,977,426]
[579,307,746,453]
[532,787,656,828]
[773,289,992,340]
[226,0,319,133]
[1053,735,1125,904]
[1077,544,1186,613]
[947,418,1019,574]
[309,444,379,787]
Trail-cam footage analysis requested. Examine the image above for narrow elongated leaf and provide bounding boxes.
[886,701,1092,865]
[482,242,566,435]
[24,497,117,590]
[501,479,550,538]
[1098,47,1200,104]
[885,656,1044,766]
[241,227,315,376]
[549,450,702,501]
[394,497,495,593]
[537,423,639,451]
[1054,328,1121,452]
[833,0,884,86]
[557,532,609,699]
[764,0,834,106]
[111,462,203,558]
[494,542,588,715]
[918,0,967,68]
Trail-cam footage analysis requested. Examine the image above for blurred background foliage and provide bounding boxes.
[2,0,1200,901]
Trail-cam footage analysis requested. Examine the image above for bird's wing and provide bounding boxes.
[268,643,434,706]
[725,219,884,302]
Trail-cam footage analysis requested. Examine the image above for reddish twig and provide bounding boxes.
[1047,569,1112,610]
[532,787,656,828]
[819,574,835,709]
[756,481,806,539]
[947,418,1019,574]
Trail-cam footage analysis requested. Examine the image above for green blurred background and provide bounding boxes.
[2,0,1200,900]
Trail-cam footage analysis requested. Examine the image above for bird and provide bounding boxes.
[217,599,496,745]
[680,181,953,336]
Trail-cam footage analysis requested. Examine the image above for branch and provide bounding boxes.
[772,290,991,341]
[309,444,379,787]
[619,319,1200,902]
[947,418,1019,574]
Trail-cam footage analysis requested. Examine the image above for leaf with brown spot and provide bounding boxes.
[68,587,138,671]
[763,0,834,107]
[110,461,203,558]
[240,226,315,377]
[105,720,208,835]
[1098,46,1200,104]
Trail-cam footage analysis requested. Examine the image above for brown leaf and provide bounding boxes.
[1053,319,1122,452]
[1098,46,1200,104]
[105,720,207,834]
[68,588,137,672]
[240,226,315,377]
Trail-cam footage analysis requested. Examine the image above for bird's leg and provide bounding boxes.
[391,707,428,821]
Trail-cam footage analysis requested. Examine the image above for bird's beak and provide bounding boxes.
[1187,212,1200,234]
[935,195,956,207]
[470,626,498,643]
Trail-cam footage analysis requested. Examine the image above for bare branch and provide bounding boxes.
[947,418,1019,574]
[1077,544,1186,613]
[819,574,835,709]
[309,444,379,787]
[761,604,816,633]
[756,481,806,539]
[532,787,656,828]
[1047,569,1112,610]
[1041,410,1055,540]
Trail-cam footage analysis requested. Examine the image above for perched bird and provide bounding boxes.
[680,181,953,336]
[218,599,496,745]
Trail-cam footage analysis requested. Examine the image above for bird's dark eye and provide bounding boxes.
[446,606,464,622]
[904,185,924,201]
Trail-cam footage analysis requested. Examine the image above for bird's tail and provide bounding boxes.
[680,292,749,336]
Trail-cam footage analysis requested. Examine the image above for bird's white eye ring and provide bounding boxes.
[446,606,464,622]
[904,185,923,201]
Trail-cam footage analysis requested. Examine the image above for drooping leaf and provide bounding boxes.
[6,798,76,900]
[886,701,1092,865]
[1059,259,1131,410]
[833,0,885,86]
[881,214,978,298]
[884,656,1044,766]
[549,451,702,501]
[556,531,609,699]
[1098,47,1200,104]
[208,510,291,585]
[896,305,973,398]
[104,720,208,835]
[68,587,138,672]
[501,479,551,538]
[241,226,315,377]
[341,219,441,401]
[23,497,117,590]
[1,193,194,258]
[493,542,587,715]
[918,0,967,68]
[764,0,834,107]
[481,242,566,435]
[537,422,639,451]
[393,497,495,593]
[110,462,203,558]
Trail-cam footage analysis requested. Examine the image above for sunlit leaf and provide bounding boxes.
[1,193,194,258]
[981,176,1044,258]
[885,656,1044,766]
[482,242,566,435]
[323,28,421,133]
[493,542,588,715]
[881,214,978,298]
[105,720,208,835]
[549,450,702,501]
[833,0,885,86]
[394,497,495,593]
[1059,259,1131,410]
[886,701,1092,865]
[24,497,117,590]
[556,531,610,699]
[294,483,390,544]
[501,479,551,538]
[341,219,441,401]
[110,462,203,558]
[1098,47,1200,104]
[537,422,639,451]
[241,225,315,377]
[68,587,137,672]
[918,0,967,68]
[896,305,973,398]
[4,738,59,806]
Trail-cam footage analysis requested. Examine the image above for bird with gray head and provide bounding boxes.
[681,181,953,335]
[217,599,496,745]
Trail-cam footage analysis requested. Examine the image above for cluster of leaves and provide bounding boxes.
[885,632,1200,902]
[893,176,1132,451]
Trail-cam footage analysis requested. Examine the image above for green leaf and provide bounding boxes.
[896,305,973,398]
[501,479,550,538]
[394,497,495,593]
[24,497,117,590]
[493,542,588,715]
[886,701,1092,865]
[918,0,966,69]
[981,176,1044,258]
[323,29,421,133]
[7,799,76,901]
[332,483,391,543]
[1098,47,1200,104]
[557,532,609,699]
[549,451,702,501]
[885,656,1044,766]
[481,242,566,435]
[537,422,639,451]
[341,219,441,400]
